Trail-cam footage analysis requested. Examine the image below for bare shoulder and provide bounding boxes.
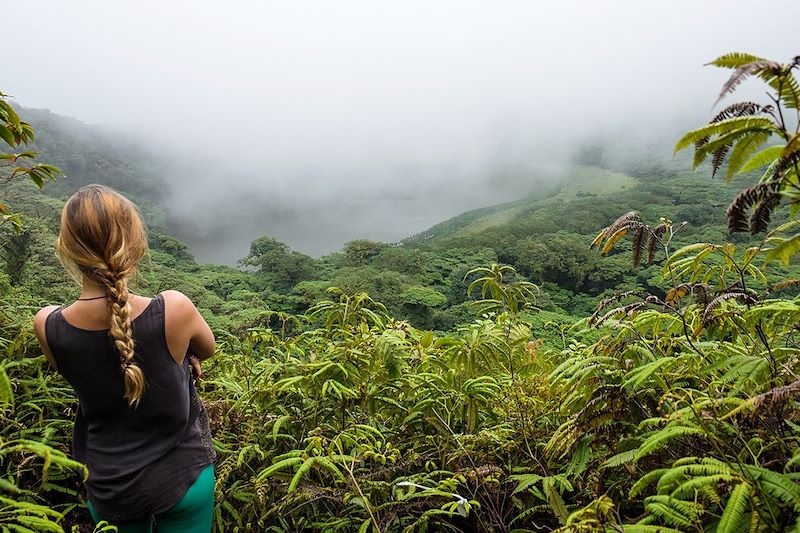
[161,290,194,307]
[33,305,61,331]
[160,290,199,318]
[33,305,61,369]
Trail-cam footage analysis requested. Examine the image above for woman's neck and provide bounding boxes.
[79,277,107,300]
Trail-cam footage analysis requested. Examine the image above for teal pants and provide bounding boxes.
[88,464,215,533]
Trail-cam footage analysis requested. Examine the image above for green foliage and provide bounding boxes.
[675,53,800,253]
[0,92,63,231]
[240,236,318,291]
[3,50,800,533]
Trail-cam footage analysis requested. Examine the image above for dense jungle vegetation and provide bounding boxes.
[2,52,800,532]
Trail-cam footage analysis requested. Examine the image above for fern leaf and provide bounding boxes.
[717,482,752,533]
[543,476,569,525]
[727,182,779,233]
[664,243,714,272]
[669,474,735,500]
[674,117,776,154]
[632,226,646,268]
[778,69,800,110]
[694,128,772,171]
[511,473,543,495]
[727,131,772,180]
[601,228,628,256]
[765,234,800,265]
[631,469,670,498]
[288,457,315,494]
[739,145,784,174]
[742,464,800,512]
[566,437,591,477]
[702,291,757,324]
[665,284,690,306]
[767,219,800,237]
[707,52,767,69]
[749,191,781,234]
[622,357,674,391]
[603,448,638,469]
[647,224,666,263]
[644,495,700,528]
[622,526,685,533]
[712,60,782,108]
[711,143,732,177]
[590,228,608,249]
[0,364,13,410]
[255,457,303,481]
[635,424,705,461]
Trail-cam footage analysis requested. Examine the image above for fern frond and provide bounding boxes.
[707,52,767,69]
[542,476,569,525]
[288,457,315,493]
[602,228,628,256]
[712,60,782,108]
[717,482,752,533]
[634,423,705,461]
[765,234,800,265]
[621,526,685,533]
[674,117,777,155]
[665,284,691,306]
[603,448,639,469]
[711,143,732,177]
[767,218,800,237]
[774,135,800,182]
[631,468,671,498]
[702,291,757,324]
[590,229,607,249]
[710,101,766,124]
[768,278,800,292]
[647,224,666,263]
[632,226,646,268]
[726,131,772,180]
[644,495,701,528]
[692,284,713,308]
[741,464,800,512]
[669,474,734,500]
[749,191,781,234]
[726,182,780,233]
[739,145,784,174]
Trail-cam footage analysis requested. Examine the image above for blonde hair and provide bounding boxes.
[56,184,148,406]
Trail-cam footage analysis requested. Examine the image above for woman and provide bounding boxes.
[32,184,217,533]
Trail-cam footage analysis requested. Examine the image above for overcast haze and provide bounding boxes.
[7,1,799,262]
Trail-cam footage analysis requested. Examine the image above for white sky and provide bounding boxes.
[6,1,799,260]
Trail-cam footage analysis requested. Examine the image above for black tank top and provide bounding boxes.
[45,293,215,522]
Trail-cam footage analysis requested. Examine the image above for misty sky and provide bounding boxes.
[7,1,799,262]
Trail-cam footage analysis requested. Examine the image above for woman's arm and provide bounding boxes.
[32,306,61,369]
[162,290,216,364]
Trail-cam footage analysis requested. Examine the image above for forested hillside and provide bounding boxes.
[2,52,800,532]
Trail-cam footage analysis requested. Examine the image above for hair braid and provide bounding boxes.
[57,185,149,406]
[102,268,145,406]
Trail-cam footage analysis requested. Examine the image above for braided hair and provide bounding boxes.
[56,185,148,406]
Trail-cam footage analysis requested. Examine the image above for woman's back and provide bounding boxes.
[33,184,216,529]
[43,293,215,522]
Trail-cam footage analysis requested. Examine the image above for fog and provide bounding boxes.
[7,1,798,263]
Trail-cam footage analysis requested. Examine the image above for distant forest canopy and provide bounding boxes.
[10,100,691,259]
[3,100,799,333]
